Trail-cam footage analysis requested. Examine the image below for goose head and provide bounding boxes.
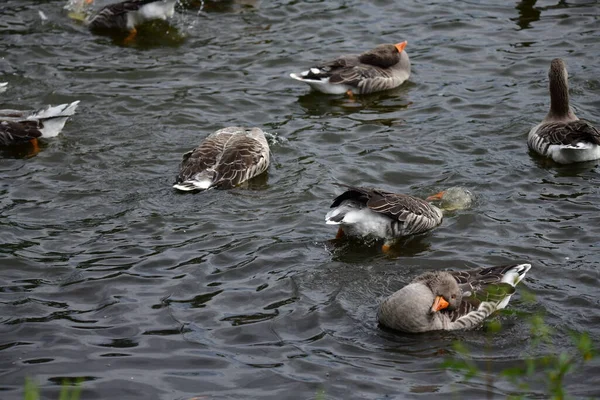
[358,41,409,69]
[426,186,473,211]
[426,272,462,314]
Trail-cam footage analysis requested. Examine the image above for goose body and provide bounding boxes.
[325,185,443,244]
[378,264,531,333]
[290,42,411,95]
[86,0,177,32]
[527,58,600,164]
[0,101,80,147]
[174,126,270,191]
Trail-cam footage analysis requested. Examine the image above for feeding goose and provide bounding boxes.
[527,58,600,164]
[377,263,531,333]
[0,101,80,155]
[67,0,177,43]
[289,41,411,98]
[325,184,472,252]
[173,126,270,192]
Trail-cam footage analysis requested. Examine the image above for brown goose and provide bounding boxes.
[0,101,80,153]
[289,42,410,97]
[377,264,531,333]
[325,184,444,251]
[69,0,177,42]
[173,126,270,191]
[527,58,600,164]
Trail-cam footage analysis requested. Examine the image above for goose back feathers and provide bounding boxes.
[174,126,270,191]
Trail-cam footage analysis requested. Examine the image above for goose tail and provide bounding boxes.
[29,101,80,138]
[173,171,215,192]
[500,263,531,287]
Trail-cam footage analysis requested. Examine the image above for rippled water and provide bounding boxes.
[1,0,600,399]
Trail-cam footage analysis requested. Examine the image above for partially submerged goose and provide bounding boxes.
[0,101,80,154]
[528,58,600,164]
[72,0,177,42]
[174,126,270,191]
[325,184,444,251]
[378,263,531,333]
[290,41,411,97]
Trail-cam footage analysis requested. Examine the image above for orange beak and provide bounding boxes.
[85,0,93,4]
[431,295,449,313]
[394,41,407,53]
[426,191,445,202]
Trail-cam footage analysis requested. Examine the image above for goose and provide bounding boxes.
[0,101,80,154]
[527,58,600,164]
[173,126,270,191]
[325,184,472,251]
[377,263,531,333]
[68,0,177,43]
[289,41,410,98]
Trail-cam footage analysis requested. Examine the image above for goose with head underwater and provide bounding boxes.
[527,58,600,164]
[290,41,411,98]
[67,0,177,43]
[0,99,80,155]
[173,126,270,192]
[325,184,473,252]
[377,263,531,333]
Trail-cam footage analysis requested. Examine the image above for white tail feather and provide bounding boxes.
[173,179,213,191]
[500,263,531,287]
[28,101,80,120]
[27,101,80,138]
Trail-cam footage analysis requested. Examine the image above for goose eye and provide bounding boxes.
[451,294,456,299]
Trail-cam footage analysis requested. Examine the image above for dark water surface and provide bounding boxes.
[1,0,600,398]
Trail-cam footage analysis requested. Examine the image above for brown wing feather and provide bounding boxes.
[212,135,267,189]
[536,120,600,145]
[176,132,232,183]
[0,120,43,146]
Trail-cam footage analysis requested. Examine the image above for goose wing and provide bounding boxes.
[444,264,531,322]
[536,120,600,146]
[176,131,232,183]
[211,134,269,189]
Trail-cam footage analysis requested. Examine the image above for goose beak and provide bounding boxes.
[426,191,445,201]
[431,295,449,313]
[85,0,93,3]
[394,41,407,53]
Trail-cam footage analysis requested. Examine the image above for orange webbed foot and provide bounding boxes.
[345,89,355,101]
[27,138,40,158]
[124,27,138,44]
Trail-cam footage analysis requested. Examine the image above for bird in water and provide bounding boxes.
[527,58,600,164]
[173,127,271,192]
[290,41,411,99]
[325,184,473,252]
[66,0,177,43]
[0,100,80,156]
[377,263,531,333]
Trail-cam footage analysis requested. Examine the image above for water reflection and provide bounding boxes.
[514,0,540,30]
